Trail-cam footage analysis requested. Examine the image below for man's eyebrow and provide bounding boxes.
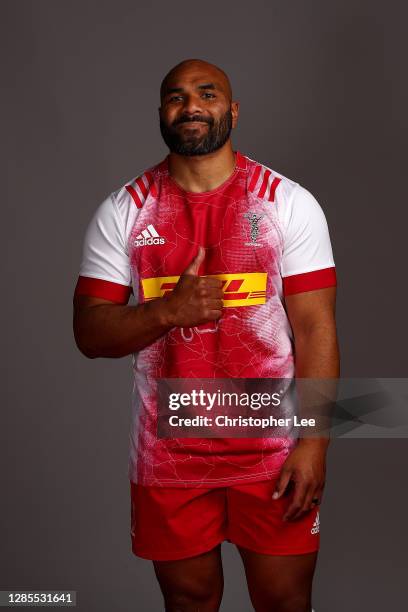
[164,83,218,96]
[197,83,216,90]
[164,87,184,95]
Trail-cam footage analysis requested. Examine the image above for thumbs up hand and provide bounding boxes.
[163,247,224,328]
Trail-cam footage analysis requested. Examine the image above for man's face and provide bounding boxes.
[159,64,239,156]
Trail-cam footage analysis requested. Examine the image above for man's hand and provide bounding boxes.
[164,247,224,327]
[272,439,328,521]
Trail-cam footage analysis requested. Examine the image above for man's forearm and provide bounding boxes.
[74,298,173,359]
[273,313,339,512]
[294,322,340,447]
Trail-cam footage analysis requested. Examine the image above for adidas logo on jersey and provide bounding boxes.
[134,225,166,247]
[311,511,320,535]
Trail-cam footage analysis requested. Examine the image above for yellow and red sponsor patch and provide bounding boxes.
[142,272,267,307]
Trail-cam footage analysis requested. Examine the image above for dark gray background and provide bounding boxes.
[2,0,407,610]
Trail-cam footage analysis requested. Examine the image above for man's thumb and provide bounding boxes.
[183,246,205,276]
[272,469,292,500]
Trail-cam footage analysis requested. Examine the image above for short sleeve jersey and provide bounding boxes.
[75,151,337,487]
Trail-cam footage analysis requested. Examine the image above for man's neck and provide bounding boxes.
[167,142,236,193]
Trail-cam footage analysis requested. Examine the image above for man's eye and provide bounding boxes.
[202,92,215,99]
[169,96,183,102]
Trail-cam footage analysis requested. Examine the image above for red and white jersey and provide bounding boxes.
[74,152,337,487]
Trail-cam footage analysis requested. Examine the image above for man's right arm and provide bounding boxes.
[73,294,174,359]
[73,247,223,359]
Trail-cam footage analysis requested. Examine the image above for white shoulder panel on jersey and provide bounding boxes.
[79,191,136,287]
[275,183,335,278]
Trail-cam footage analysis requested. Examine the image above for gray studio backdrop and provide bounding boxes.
[2,1,407,610]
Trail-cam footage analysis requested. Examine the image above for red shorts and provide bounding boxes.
[130,479,320,561]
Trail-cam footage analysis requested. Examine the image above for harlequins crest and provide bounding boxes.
[243,212,264,245]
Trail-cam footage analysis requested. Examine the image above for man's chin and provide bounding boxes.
[170,138,209,156]
[174,148,209,157]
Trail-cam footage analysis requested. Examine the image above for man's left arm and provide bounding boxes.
[273,285,340,520]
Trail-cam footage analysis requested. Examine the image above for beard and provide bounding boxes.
[160,108,233,156]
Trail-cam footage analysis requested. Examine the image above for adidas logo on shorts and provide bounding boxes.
[311,511,320,535]
[134,224,166,247]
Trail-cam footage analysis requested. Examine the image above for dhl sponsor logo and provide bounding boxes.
[142,273,267,307]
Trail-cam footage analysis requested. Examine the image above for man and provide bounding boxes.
[73,58,339,612]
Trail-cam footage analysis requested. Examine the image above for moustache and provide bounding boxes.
[173,115,214,127]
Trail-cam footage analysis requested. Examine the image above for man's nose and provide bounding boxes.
[182,94,204,115]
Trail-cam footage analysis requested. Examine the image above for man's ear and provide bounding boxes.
[231,101,240,128]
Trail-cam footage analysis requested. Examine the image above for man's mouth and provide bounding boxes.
[178,121,208,127]
[173,115,212,127]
